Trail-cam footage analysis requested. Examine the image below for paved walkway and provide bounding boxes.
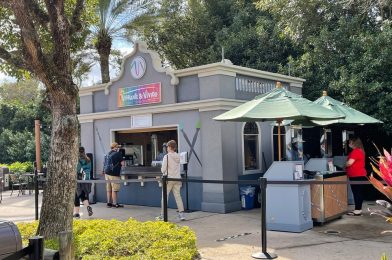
[1,191,391,259]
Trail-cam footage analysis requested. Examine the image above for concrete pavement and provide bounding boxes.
[1,191,391,259]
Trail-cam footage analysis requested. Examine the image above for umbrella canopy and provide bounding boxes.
[311,91,383,126]
[214,85,344,122]
[214,83,345,160]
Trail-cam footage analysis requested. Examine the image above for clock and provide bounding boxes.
[130,56,146,79]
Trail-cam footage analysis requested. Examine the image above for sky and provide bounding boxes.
[0,40,134,88]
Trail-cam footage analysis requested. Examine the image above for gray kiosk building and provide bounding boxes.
[78,41,305,213]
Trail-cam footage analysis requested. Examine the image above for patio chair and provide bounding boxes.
[9,174,28,196]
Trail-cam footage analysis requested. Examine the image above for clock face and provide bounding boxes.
[130,56,146,79]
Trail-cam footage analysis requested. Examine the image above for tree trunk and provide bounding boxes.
[96,34,112,84]
[37,90,79,239]
[100,50,110,83]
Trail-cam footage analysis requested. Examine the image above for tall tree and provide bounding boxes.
[93,0,151,83]
[0,80,51,164]
[256,0,392,134]
[133,0,298,71]
[0,1,92,238]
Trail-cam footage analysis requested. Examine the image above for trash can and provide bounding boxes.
[240,186,256,210]
[0,220,22,258]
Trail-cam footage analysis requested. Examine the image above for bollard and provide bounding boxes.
[29,236,44,260]
[252,177,277,259]
[162,175,168,222]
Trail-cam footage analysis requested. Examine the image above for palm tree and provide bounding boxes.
[93,0,151,83]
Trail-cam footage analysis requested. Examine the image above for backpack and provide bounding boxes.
[103,152,114,175]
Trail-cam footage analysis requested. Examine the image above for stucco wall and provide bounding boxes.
[177,75,200,102]
[199,75,236,100]
[93,90,108,112]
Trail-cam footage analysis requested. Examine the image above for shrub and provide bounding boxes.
[17,219,198,260]
[8,161,34,173]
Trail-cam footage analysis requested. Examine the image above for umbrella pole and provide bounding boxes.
[278,120,282,161]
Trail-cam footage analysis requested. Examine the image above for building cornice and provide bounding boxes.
[78,99,245,123]
[175,62,306,86]
[79,84,106,96]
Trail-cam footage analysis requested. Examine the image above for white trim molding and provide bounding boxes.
[78,98,245,123]
[175,61,305,87]
[79,84,106,96]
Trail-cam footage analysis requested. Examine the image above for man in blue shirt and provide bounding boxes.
[104,142,124,208]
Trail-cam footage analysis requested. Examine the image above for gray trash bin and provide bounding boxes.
[0,220,22,258]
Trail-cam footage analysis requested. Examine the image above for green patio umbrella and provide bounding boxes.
[214,83,345,160]
[311,91,383,125]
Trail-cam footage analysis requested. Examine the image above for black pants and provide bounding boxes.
[349,176,367,211]
[74,191,88,207]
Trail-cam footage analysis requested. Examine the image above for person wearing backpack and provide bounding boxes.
[156,140,186,221]
[104,142,124,208]
[73,147,93,218]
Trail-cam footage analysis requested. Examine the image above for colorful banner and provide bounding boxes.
[118,82,161,107]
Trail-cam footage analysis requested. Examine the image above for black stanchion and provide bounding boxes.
[34,169,39,221]
[29,236,44,260]
[162,175,168,222]
[252,177,277,259]
[183,163,193,213]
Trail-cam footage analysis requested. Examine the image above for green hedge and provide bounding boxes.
[1,161,34,173]
[17,219,198,260]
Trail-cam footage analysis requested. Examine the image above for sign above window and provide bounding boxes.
[118,82,161,107]
[130,56,146,79]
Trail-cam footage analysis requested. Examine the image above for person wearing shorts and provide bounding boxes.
[105,142,124,208]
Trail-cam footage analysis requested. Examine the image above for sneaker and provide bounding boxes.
[155,215,163,221]
[106,203,113,208]
[87,206,93,216]
[73,213,80,219]
[114,203,124,208]
[178,212,186,221]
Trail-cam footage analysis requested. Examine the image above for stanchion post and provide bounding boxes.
[184,162,190,211]
[28,236,44,260]
[34,167,39,221]
[252,177,277,259]
[162,175,168,222]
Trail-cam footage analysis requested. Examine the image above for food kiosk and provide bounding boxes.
[78,41,306,213]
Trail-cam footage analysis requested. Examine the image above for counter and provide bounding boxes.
[120,166,161,186]
[310,171,348,224]
[263,161,313,233]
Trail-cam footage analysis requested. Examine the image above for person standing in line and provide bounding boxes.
[345,136,367,216]
[104,142,124,208]
[157,140,186,221]
[73,147,93,218]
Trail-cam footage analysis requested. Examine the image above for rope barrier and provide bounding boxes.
[75,177,381,185]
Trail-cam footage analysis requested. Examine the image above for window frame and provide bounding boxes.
[242,122,261,174]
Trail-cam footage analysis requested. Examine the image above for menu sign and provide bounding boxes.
[118,82,161,107]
